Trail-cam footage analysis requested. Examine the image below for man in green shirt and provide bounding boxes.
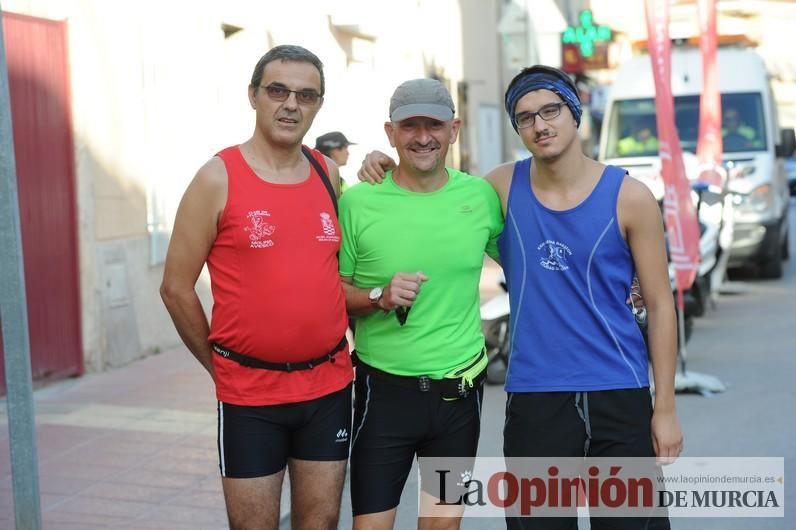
[339,78,503,530]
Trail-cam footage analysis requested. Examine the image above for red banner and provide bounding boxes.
[696,0,724,186]
[644,0,701,301]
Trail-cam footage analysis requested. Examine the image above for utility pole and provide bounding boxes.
[0,6,44,529]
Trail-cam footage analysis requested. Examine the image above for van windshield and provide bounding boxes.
[604,92,767,158]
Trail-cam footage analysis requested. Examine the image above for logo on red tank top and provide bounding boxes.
[245,210,275,248]
[316,212,340,243]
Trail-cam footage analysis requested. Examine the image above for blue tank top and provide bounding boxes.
[498,158,649,392]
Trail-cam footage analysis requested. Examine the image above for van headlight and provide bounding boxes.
[732,184,775,214]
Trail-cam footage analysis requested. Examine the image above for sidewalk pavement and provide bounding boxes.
[0,347,231,530]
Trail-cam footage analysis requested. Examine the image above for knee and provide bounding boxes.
[293,509,340,530]
[228,515,280,530]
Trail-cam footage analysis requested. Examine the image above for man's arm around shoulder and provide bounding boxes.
[160,157,228,379]
[619,176,683,463]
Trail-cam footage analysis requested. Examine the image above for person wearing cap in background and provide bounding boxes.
[317,131,355,192]
[315,130,356,168]
[488,64,680,529]
[338,78,503,529]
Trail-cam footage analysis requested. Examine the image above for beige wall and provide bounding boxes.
[3,0,470,370]
[460,0,504,176]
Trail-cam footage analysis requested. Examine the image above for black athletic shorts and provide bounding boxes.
[217,383,352,478]
[503,388,670,530]
[350,367,484,516]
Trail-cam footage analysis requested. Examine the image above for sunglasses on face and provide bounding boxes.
[514,102,566,129]
[260,84,321,105]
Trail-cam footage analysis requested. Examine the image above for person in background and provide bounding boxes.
[617,116,659,156]
[722,106,762,151]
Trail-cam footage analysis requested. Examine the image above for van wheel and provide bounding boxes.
[783,229,790,261]
[759,234,783,279]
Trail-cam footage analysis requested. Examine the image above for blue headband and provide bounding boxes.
[504,74,582,132]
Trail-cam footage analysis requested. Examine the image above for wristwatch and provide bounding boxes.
[368,287,384,309]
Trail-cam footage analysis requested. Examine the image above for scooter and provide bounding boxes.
[626,152,732,324]
[480,274,510,385]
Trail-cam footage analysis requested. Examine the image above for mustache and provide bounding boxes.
[535,130,555,141]
[408,141,441,150]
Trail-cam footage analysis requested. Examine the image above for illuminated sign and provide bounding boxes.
[562,10,612,58]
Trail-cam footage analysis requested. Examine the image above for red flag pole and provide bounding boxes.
[696,0,724,186]
[644,0,701,362]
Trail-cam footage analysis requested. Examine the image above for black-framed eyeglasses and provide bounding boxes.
[260,84,322,105]
[514,102,566,129]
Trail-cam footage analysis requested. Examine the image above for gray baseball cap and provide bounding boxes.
[389,78,455,122]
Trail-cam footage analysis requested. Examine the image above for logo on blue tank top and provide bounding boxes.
[537,239,572,271]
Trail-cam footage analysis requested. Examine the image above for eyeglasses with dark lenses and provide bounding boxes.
[514,102,566,129]
[260,84,321,105]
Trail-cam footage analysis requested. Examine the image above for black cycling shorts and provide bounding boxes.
[503,388,670,530]
[350,369,484,516]
[217,383,352,478]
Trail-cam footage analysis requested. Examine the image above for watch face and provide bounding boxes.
[368,287,383,301]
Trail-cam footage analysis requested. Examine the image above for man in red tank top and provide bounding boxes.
[161,45,352,530]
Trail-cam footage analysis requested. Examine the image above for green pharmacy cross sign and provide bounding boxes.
[562,10,612,58]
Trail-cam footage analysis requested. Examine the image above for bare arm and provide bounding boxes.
[160,157,227,379]
[356,150,397,184]
[341,273,427,317]
[619,177,683,462]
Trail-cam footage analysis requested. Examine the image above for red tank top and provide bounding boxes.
[208,145,352,406]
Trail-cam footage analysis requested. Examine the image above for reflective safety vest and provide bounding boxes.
[617,135,659,155]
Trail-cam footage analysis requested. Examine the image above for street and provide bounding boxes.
[331,198,796,530]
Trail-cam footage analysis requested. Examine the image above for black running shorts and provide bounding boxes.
[350,370,484,516]
[503,388,670,530]
[217,383,352,478]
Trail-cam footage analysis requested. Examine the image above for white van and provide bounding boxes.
[599,46,794,278]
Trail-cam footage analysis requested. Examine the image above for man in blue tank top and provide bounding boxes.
[485,65,681,529]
